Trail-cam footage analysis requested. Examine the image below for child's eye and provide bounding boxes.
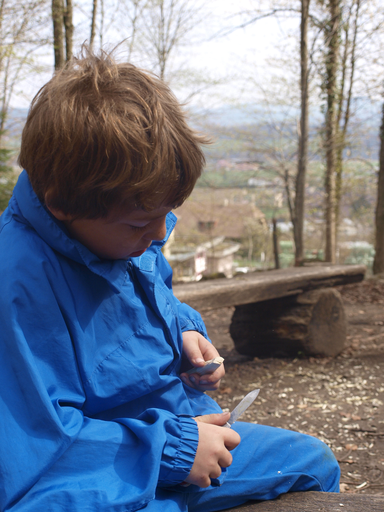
[129,224,146,232]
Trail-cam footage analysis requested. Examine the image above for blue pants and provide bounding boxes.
[146,423,340,512]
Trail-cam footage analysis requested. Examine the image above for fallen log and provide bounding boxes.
[173,265,365,311]
[230,288,347,357]
[173,265,365,357]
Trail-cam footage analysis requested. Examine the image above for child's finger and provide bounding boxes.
[179,372,214,391]
[180,373,196,388]
[181,363,224,390]
[198,362,225,385]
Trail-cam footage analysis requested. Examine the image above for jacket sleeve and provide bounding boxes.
[176,299,210,339]
[157,249,210,339]
[0,258,198,512]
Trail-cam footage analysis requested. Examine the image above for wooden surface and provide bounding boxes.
[173,265,366,311]
[223,492,384,511]
[230,288,347,357]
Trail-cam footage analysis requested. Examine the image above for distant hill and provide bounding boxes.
[192,97,382,128]
[5,108,28,139]
[192,98,382,163]
[6,99,382,163]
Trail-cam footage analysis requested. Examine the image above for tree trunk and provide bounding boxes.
[52,0,65,70]
[324,0,341,263]
[373,102,384,275]
[99,0,104,48]
[335,0,360,230]
[294,0,310,266]
[64,0,74,62]
[90,0,98,49]
[158,0,167,81]
[272,218,280,269]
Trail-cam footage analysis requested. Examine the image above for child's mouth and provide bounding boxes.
[130,248,148,258]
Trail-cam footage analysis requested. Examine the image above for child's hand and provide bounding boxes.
[185,412,241,488]
[180,331,225,391]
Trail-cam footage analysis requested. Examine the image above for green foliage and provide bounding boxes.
[196,169,254,188]
[343,242,375,268]
[0,148,16,213]
[279,241,295,268]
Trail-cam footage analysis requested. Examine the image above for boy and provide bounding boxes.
[0,48,340,511]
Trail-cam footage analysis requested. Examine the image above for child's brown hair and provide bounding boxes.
[18,47,209,218]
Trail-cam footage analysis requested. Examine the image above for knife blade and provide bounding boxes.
[224,388,260,428]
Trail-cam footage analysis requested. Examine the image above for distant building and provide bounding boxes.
[165,237,240,282]
[163,188,266,281]
[173,188,266,240]
[166,248,204,282]
[204,237,241,278]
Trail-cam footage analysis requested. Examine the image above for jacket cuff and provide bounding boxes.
[179,318,209,340]
[158,416,198,487]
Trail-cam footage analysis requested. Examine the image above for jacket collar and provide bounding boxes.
[12,171,176,284]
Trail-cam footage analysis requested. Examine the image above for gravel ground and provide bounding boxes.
[201,278,384,495]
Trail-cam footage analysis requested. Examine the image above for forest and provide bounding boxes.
[1,0,384,273]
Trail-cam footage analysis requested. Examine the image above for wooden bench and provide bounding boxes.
[174,264,366,357]
[222,491,384,511]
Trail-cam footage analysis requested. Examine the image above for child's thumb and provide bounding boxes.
[183,346,205,367]
[194,412,230,426]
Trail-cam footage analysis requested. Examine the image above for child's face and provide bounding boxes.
[50,205,172,260]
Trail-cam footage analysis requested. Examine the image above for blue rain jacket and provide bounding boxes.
[0,171,222,511]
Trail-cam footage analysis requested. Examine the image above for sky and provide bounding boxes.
[167,1,301,106]
[13,0,301,110]
[191,1,297,73]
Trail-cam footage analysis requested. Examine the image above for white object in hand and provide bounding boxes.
[185,356,224,375]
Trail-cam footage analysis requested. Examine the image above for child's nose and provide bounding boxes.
[146,217,167,241]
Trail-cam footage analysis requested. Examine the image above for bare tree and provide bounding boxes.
[0,0,50,138]
[294,0,310,265]
[0,0,50,209]
[113,0,148,60]
[316,0,382,261]
[219,0,382,266]
[214,1,314,264]
[136,0,203,81]
[334,0,360,227]
[322,0,341,263]
[52,0,65,69]
[373,102,384,274]
[64,0,74,60]
[52,0,73,69]
[90,0,98,49]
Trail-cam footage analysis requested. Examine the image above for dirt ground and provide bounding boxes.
[201,278,384,495]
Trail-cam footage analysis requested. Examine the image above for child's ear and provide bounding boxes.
[44,191,72,222]
[47,206,72,222]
